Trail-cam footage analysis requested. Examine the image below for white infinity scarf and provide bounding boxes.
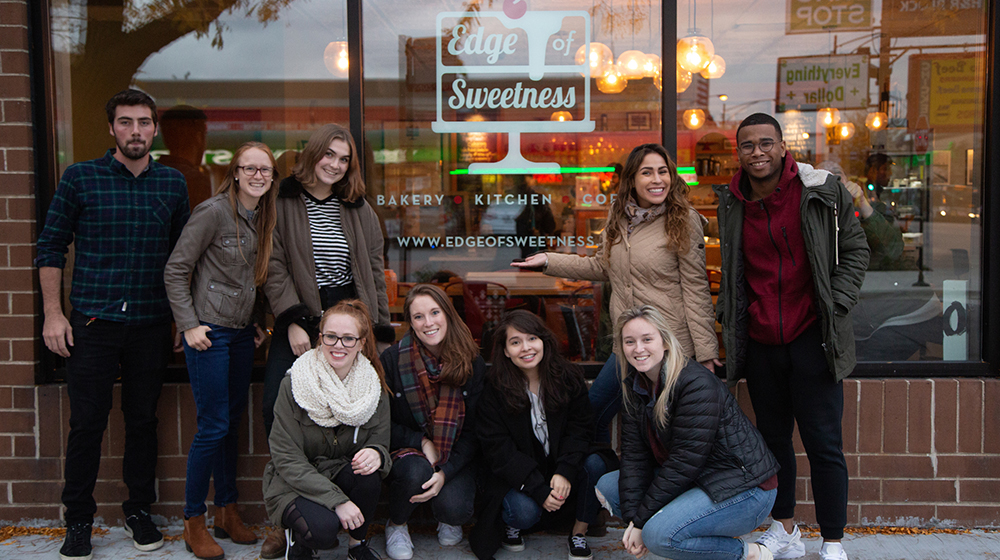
[289,349,381,428]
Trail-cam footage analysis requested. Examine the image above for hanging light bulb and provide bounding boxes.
[597,67,627,94]
[617,50,647,79]
[836,122,856,140]
[575,42,614,78]
[324,41,349,77]
[817,107,841,128]
[550,111,573,122]
[677,65,692,93]
[683,109,706,130]
[641,54,661,79]
[677,33,715,73]
[654,71,663,91]
[699,54,726,79]
[865,111,888,130]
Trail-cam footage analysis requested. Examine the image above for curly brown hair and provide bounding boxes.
[602,143,692,267]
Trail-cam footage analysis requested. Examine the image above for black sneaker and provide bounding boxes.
[347,540,381,560]
[501,525,525,552]
[59,523,93,560]
[568,534,593,560]
[287,532,316,560]
[123,510,164,551]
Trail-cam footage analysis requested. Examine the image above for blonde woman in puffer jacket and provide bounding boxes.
[512,143,720,443]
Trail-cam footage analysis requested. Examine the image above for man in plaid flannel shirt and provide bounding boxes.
[36,89,189,560]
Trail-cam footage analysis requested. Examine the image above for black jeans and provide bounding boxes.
[744,323,848,540]
[281,468,381,546]
[263,283,355,437]
[386,454,476,526]
[61,310,170,524]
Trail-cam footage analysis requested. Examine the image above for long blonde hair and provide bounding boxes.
[217,142,278,286]
[615,305,686,429]
[603,144,691,268]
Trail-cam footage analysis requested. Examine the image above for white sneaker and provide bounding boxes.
[385,523,414,560]
[752,543,774,560]
[820,541,848,560]
[437,522,463,546]
[755,520,806,559]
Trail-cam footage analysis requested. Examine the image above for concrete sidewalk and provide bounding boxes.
[2,524,998,560]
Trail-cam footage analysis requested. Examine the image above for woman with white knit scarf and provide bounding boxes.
[262,300,390,560]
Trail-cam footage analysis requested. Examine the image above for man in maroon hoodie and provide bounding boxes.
[714,114,869,560]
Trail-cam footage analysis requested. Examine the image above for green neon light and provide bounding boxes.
[677,166,698,186]
[449,166,615,175]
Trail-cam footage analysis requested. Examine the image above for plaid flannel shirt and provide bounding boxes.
[36,149,190,325]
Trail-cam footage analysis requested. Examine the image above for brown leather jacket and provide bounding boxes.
[165,193,260,332]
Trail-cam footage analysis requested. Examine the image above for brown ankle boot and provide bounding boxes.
[213,503,258,545]
[259,526,287,560]
[183,515,225,560]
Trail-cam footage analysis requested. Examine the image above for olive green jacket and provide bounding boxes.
[713,162,869,384]
[262,376,391,526]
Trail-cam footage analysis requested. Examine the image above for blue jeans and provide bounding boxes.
[596,470,776,560]
[501,453,608,529]
[589,354,622,443]
[182,323,256,518]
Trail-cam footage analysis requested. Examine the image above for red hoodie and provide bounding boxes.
[729,155,817,346]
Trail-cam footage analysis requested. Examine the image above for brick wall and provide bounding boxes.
[734,379,1000,528]
[1,0,999,529]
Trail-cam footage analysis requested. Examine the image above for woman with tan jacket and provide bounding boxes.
[513,143,719,443]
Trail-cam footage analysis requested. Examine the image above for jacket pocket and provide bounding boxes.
[221,233,252,266]
[833,305,852,358]
[206,279,242,321]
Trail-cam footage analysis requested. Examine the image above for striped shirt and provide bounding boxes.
[35,150,190,325]
[302,191,353,288]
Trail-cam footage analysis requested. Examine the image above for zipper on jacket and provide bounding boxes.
[760,201,784,345]
[833,205,840,266]
[780,227,797,266]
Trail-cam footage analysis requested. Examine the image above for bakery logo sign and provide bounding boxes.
[432,0,594,173]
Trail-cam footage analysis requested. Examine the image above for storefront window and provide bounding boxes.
[364,0,664,361]
[678,0,987,362]
[43,0,990,365]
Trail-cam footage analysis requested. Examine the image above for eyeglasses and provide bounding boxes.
[321,333,359,348]
[238,166,274,177]
[737,140,778,155]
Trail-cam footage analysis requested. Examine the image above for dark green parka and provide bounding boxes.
[713,160,869,384]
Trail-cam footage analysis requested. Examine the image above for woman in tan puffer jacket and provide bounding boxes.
[512,143,719,442]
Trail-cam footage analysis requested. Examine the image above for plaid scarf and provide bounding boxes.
[393,332,465,466]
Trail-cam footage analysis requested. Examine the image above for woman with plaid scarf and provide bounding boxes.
[379,284,486,559]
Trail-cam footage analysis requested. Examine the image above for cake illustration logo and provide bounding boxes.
[433,0,594,173]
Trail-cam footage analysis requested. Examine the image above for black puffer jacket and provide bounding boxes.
[619,359,778,529]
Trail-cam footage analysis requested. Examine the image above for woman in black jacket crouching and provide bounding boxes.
[596,305,779,560]
[472,310,615,560]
